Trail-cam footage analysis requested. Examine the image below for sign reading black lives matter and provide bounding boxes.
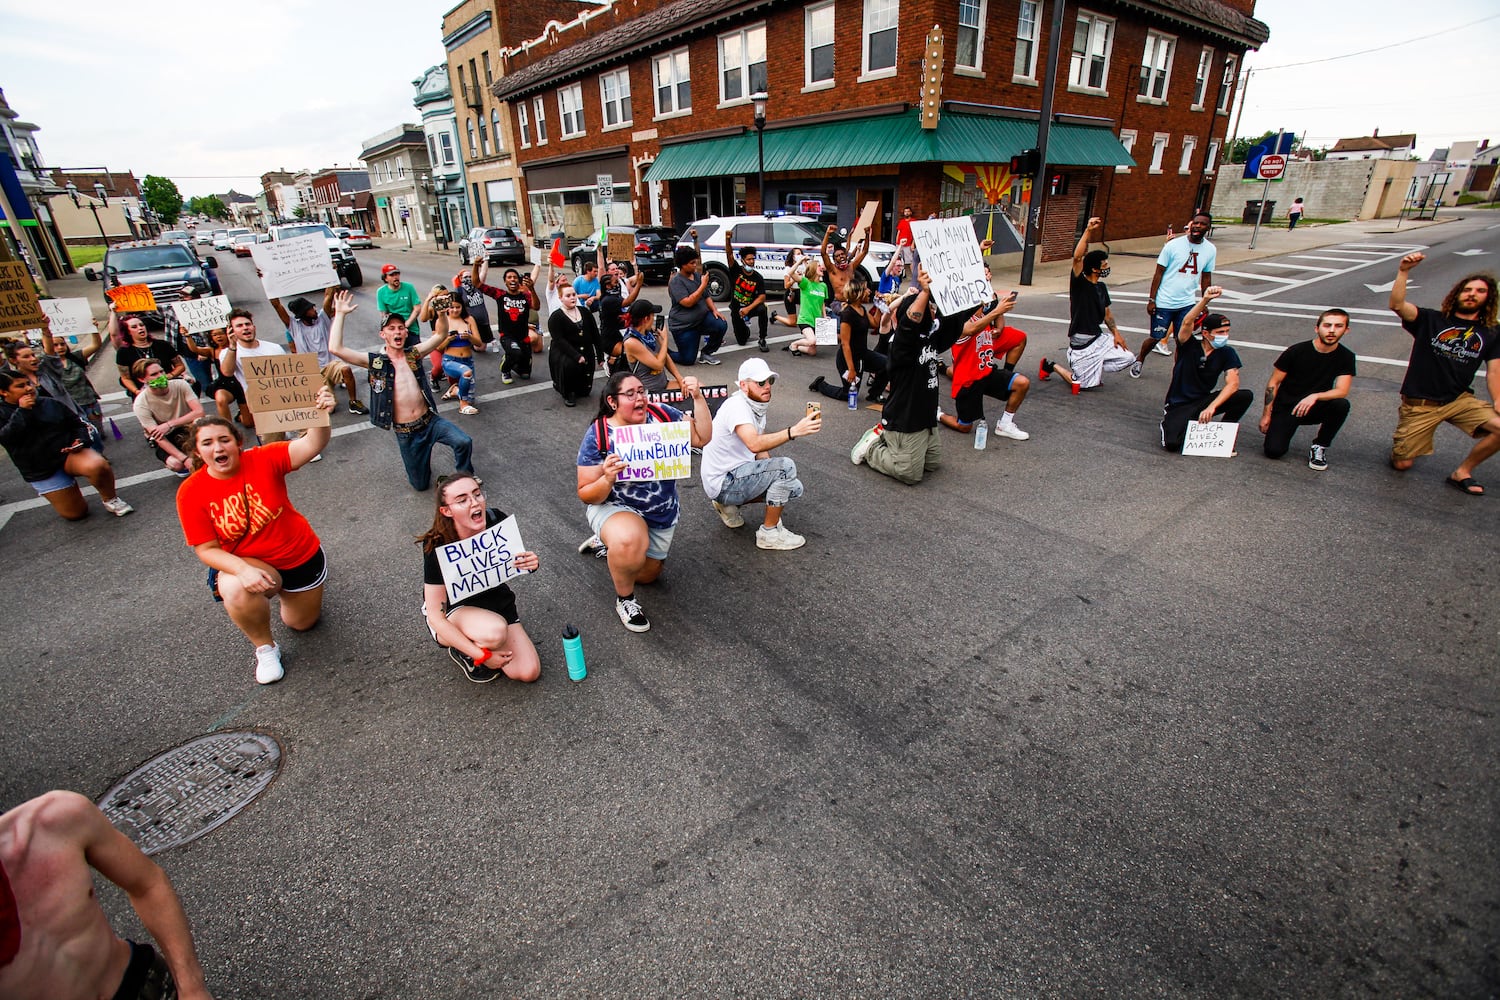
[908,217,990,315]
[170,295,232,333]
[243,353,328,433]
[437,515,529,604]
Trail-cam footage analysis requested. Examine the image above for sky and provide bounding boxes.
[1,0,1496,202]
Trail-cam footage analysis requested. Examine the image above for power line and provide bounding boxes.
[1253,14,1499,70]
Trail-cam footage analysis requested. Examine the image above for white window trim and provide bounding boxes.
[1067,10,1114,96]
[859,0,899,81]
[558,83,585,139]
[717,23,767,108]
[1149,132,1169,174]
[533,97,548,145]
[1191,46,1213,110]
[1136,30,1175,105]
[653,47,692,119]
[517,103,530,149]
[1204,139,1220,174]
[804,1,836,90]
[1012,0,1039,82]
[599,69,633,132]
[1179,136,1197,174]
[954,0,987,77]
[1218,54,1237,114]
[1116,128,1136,173]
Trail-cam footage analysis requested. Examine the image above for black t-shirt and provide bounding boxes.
[729,262,764,309]
[1068,272,1109,347]
[1272,340,1356,408]
[495,291,533,339]
[1165,336,1243,407]
[115,341,181,380]
[422,507,520,622]
[1399,306,1500,403]
[598,289,626,358]
[881,295,963,433]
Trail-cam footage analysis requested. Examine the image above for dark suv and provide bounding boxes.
[459,227,527,266]
[87,241,220,320]
[569,225,679,283]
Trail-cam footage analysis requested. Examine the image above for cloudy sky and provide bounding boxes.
[1,0,1495,201]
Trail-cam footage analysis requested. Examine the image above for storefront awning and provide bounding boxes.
[645,109,1133,182]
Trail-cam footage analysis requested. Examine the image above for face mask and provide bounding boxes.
[1097,266,1111,279]
[1210,334,1229,349]
[147,375,170,389]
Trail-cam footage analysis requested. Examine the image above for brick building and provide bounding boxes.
[492,0,1267,259]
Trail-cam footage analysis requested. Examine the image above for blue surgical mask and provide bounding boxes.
[1211,334,1229,348]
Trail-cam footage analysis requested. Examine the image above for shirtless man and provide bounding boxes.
[0,790,211,999]
[820,224,869,305]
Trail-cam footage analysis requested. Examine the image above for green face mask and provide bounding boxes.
[147,375,170,389]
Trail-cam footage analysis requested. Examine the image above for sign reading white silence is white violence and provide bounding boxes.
[249,234,338,299]
[170,295,232,334]
[908,217,990,316]
[437,515,529,605]
[611,420,693,482]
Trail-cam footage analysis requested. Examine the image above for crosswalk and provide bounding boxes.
[1210,241,1428,302]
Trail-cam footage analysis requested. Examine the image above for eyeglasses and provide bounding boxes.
[751,376,775,387]
[615,388,646,400]
[446,488,485,507]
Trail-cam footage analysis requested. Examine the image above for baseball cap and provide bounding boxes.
[627,300,661,324]
[737,357,777,383]
[381,264,400,276]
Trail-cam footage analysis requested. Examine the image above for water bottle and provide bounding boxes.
[847,377,858,410]
[973,418,988,450]
[562,624,586,681]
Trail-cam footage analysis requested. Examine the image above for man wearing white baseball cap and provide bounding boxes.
[699,357,822,550]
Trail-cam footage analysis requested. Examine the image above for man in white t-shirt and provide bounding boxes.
[219,307,293,442]
[270,287,369,415]
[1132,211,1216,377]
[699,357,822,550]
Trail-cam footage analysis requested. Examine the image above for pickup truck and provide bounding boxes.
[266,223,363,287]
[84,241,220,322]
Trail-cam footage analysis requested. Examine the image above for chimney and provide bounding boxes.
[1372,128,1379,137]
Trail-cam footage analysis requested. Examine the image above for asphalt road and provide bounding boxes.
[2,218,1496,998]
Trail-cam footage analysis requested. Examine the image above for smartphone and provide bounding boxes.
[654,315,666,333]
[805,401,821,420]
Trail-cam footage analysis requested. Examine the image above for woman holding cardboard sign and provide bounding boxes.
[175,386,336,686]
[417,474,541,684]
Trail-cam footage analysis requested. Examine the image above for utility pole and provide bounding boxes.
[1019,0,1066,286]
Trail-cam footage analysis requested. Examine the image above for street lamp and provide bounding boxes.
[65,181,109,247]
[751,92,768,213]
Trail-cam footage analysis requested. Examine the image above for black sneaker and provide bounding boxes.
[449,646,500,683]
[348,399,369,415]
[615,595,650,633]
[1308,444,1329,471]
[809,376,825,392]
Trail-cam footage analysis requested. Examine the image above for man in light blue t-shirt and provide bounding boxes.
[1132,211,1216,378]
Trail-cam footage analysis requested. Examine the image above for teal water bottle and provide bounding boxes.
[562,624,586,681]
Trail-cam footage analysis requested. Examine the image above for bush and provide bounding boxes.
[1456,193,1486,206]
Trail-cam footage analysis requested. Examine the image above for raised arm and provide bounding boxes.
[1072,217,1102,277]
[964,290,1017,338]
[1389,252,1422,323]
[682,377,713,448]
[286,386,335,469]
[326,290,368,367]
[820,225,836,274]
[849,236,869,270]
[1178,286,1224,344]
[268,295,291,328]
[321,285,337,317]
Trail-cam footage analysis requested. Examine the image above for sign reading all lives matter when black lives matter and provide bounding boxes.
[437,515,529,604]
[170,295,232,334]
[243,353,328,433]
[611,420,693,482]
[1181,420,1239,458]
[908,217,990,315]
[249,234,338,299]
[0,261,46,336]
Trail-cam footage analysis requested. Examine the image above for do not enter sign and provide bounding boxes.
[1258,154,1287,180]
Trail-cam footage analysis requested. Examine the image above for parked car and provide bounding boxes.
[569,225,679,283]
[231,232,259,257]
[266,222,363,287]
[344,229,373,249]
[458,226,527,266]
[83,240,220,321]
[214,227,251,251]
[678,214,897,300]
[194,231,214,245]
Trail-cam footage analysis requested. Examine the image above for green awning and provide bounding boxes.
[645,109,1133,181]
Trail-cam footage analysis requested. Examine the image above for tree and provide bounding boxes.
[189,195,228,220]
[141,175,183,226]
[292,205,308,220]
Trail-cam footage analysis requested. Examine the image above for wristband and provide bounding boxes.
[787,426,794,440]
[472,647,492,666]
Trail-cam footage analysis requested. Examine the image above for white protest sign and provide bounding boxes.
[437,515,529,605]
[249,234,338,299]
[908,217,990,315]
[847,200,879,249]
[611,420,693,482]
[813,316,839,345]
[170,295,231,333]
[1181,420,1240,457]
[39,298,96,338]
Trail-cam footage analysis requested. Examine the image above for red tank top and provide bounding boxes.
[0,861,19,966]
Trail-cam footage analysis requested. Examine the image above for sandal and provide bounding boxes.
[1446,475,1485,496]
[442,385,460,400]
[459,404,479,416]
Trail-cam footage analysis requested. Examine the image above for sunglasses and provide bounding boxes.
[751,376,776,387]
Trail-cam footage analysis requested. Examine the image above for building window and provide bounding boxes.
[482,51,492,86]
[1149,133,1168,173]
[1139,31,1174,102]
[600,69,632,127]
[478,114,490,156]
[428,135,438,166]
[956,0,985,71]
[806,2,835,86]
[517,103,531,148]
[534,97,548,144]
[1218,54,1237,112]
[654,48,691,115]
[558,84,585,138]
[862,0,899,77]
[1179,136,1197,173]
[490,110,502,154]
[1192,47,1213,108]
[1116,128,1136,173]
[440,131,455,166]
[719,25,768,103]
[1013,0,1039,80]
[1068,11,1113,92]
[466,118,476,158]
[1204,140,1219,174]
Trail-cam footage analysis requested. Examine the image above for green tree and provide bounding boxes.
[292,205,308,220]
[141,175,183,226]
[189,195,228,220]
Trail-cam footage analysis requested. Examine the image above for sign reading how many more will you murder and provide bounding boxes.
[437,515,530,605]
[907,217,990,315]
[249,234,337,299]
[611,420,693,482]
[242,353,328,433]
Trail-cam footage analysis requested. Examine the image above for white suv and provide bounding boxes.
[678,214,897,301]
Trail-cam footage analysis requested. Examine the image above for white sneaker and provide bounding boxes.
[1152,339,1173,356]
[254,643,284,684]
[712,500,745,528]
[101,497,134,517]
[578,534,607,558]
[850,424,882,465]
[993,421,1029,441]
[756,522,806,550]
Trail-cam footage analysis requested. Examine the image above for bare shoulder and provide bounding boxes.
[2,791,98,842]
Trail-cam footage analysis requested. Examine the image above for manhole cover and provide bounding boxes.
[97,732,282,855]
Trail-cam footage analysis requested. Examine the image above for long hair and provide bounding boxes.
[415,474,479,553]
[186,415,243,470]
[596,371,637,419]
[1441,273,1498,327]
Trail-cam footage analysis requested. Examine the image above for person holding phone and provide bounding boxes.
[0,370,133,520]
[620,300,684,395]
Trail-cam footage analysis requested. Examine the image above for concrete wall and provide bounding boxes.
[1210,158,1416,221]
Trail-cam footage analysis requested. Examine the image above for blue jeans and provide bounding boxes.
[394,414,474,491]
[713,457,803,508]
[668,315,727,365]
[184,356,215,397]
[441,354,476,403]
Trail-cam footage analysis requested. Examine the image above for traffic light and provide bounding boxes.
[1009,148,1041,178]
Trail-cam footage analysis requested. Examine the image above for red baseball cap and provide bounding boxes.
[381,264,400,276]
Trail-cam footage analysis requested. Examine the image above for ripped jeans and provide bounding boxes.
[441,353,476,403]
[712,457,803,508]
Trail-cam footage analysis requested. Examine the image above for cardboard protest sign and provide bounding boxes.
[908,217,990,315]
[106,284,157,313]
[437,515,529,605]
[847,200,879,249]
[607,231,635,262]
[611,420,692,482]
[39,298,96,338]
[0,262,46,336]
[1181,420,1239,458]
[813,317,839,345]
[170,295,231,334]
[242,353,328,432]
[249,234,337,299]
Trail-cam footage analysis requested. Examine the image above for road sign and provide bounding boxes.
[597,174,613,204]
[1258,155,1287,180]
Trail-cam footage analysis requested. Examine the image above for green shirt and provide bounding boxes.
[377,281,422,333]
[797,277,828,328]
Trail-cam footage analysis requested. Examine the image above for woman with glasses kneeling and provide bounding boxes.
[417,474,541,684]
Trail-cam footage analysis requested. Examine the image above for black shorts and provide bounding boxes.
[954,370,1018,423]
[208,546,328,602]
[209,375,244,404]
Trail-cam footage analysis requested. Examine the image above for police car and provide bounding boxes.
[678,214,897,301]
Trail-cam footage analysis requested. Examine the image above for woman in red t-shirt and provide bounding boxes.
[176,386,336,685]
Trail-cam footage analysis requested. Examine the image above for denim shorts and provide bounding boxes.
[27,467,75,495]
[1150,304,1194,341]
[586,502,677,561]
